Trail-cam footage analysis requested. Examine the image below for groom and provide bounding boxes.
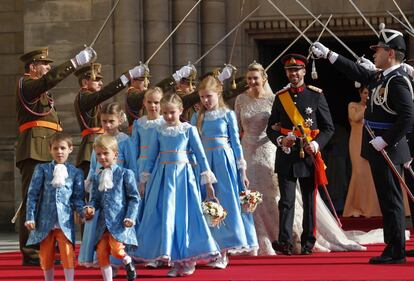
[266,53,334,255]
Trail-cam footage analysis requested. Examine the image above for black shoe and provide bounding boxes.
[22,258,40,266]
[124,262,137,281]
[406,250,414,257]
[369,255,406,264]
[272,241,293,255]
[301,246,312,255]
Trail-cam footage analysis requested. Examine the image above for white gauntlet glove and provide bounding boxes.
[73,47,97,68]
[172,65,194,82]
[369,136,388,151]
[358,57,376,71]
[218,65,234,83]
[311,42,330,59]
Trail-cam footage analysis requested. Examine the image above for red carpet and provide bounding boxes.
[1,218,414,281]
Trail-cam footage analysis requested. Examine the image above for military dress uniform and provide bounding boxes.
[125,86,145,130]
[74,63,127,177]
[266,54,334,254]
[313,28,414,263]
[16,48,77,264]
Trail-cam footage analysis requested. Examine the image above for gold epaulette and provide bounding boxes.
[307,85,323,94]
[275,85,291,96]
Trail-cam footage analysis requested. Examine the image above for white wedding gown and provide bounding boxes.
[235,93,387,255]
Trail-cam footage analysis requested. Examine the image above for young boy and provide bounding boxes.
[25,133,86,281]
[84,135,139,281]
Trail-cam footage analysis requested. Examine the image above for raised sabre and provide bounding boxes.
[89,0,122,49]
[296,0,360,61]
[194,5,261,65]
[145,0,203,65]
[365,123,414,203]
[265,16,321,72]
[266,0,313,45]
[391,0,414,32]
[386,10,414,38]
[348,0,379,37]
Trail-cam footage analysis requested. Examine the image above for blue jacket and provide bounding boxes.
[26,161,85,245]
[89,165,140,246]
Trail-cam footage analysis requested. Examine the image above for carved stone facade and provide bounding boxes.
[0,0,413,229]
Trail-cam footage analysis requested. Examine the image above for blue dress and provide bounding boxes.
[132,122,220,263]
[131,116,164,223]
[191,108,258,253]
[26,161,85,245]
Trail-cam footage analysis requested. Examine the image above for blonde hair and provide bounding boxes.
[247,61,268,80]
[144,86,163,100]
[93,135,118,153]
[160,93,183,110]
[196,75,227,135]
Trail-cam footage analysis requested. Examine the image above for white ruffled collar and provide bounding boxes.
[137,116,164,129]
[157,122,192,136]
[204,108,229,121]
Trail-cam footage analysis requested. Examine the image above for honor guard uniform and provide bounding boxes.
[16,46,96,265]
[125,63,150,131]
[156,63,247,121]
[312,27,414,264]
[74,62,145,177]
[266,53,334,256]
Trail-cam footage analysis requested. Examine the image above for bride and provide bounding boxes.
[234,61,384,255]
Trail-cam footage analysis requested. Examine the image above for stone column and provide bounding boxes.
[200,0,226,72]
[113,0,143,102]
[172,0,200,72]
[0,0,24,231]
[143,0,171,84]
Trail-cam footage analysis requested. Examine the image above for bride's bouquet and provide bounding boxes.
[239,190,263,213]
[201,200,227,227]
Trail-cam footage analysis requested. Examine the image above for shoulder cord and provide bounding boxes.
[75,90,102,131]
[17,76,54,117]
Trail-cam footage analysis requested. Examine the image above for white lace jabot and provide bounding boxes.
[157,122,192,136]
[138,116,164,129]
[204,108,229,121]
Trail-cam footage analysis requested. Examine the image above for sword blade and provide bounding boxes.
[296,0,360,60]
[348,0,379,37]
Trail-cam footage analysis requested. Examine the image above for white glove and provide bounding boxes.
[404,158,413,169]
[311,42,330,59]
[218,65,234,83]
[369,136,388,151]
[172,65,193,82]
[358,57,376,71]
[129,65,146,79]
[74,47,97,68]
[401,63,414,79]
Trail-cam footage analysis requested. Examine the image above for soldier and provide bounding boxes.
[74,62,144,177]
[156,63,246,121]
[312,27,414,264]
[16,46,96,265]
[266,53,334,256]
[125,63,149,131]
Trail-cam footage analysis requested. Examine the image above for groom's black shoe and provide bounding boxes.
[301,246,312,255]
[272,241,293,255]
[369,255,406,264]
[405,250,414,257]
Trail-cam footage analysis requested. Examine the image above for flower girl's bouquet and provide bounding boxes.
[239,190,263,213]
[201,200,227,227]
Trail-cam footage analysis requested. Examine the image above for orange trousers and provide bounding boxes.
[96,231,127,267]
[39,229,74,270]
